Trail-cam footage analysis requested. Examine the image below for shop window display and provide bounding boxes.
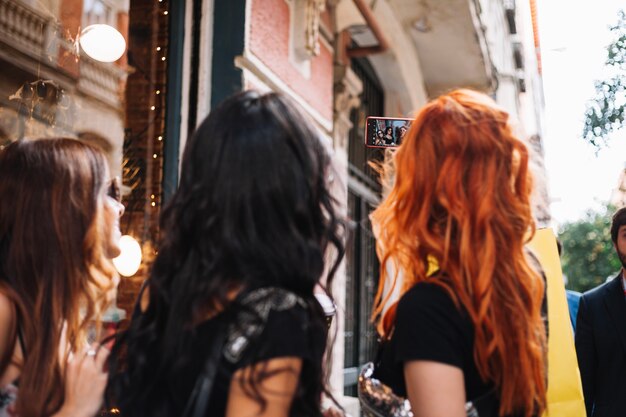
[0,0,172,319]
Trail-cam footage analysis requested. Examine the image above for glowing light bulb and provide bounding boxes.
[80,24,126,63]
[112,235,142,277]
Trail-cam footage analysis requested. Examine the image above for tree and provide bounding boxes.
[558,206,621,292]
[583,10,626,148]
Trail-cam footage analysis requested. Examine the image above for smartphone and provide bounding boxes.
[365,116,413,148]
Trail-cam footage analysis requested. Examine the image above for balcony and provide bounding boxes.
[388,0,496,97]
[0,0,53,62]
[79,54,127,109]
[0,0,126,111]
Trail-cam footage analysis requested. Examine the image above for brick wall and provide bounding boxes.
[58,0,83,77]
[117,0,169,317]
[248,0,333,121]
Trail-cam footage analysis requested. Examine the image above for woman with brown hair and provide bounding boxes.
[0,138,124,417]
[369,89,547,417]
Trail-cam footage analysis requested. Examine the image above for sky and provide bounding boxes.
[538,0,626,227]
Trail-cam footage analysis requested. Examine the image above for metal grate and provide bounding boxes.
[347,59,384,191]
[343,57,383,397]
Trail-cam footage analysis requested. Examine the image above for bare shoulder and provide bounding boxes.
[0,290,15,325]
[0,289,19,386]
[0,289,17,353]
[226,357,303,417]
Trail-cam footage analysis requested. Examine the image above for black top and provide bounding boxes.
[148,288,327,417]
[375,282,493,402]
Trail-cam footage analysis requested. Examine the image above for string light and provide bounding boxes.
[147,0,167,212]
[116,0,167,268]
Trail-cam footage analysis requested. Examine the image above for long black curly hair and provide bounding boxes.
[106,90,345,416]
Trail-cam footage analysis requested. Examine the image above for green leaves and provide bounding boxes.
[583,10,626,148]
[558,205,621,292]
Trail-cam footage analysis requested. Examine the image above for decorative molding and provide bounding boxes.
[286,0,326,78]
[78,55,127,110]
[304,0,325,57]
[333,64,362,150]
[0,0,55,61]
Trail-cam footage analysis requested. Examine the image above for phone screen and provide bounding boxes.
[365,116,413,148]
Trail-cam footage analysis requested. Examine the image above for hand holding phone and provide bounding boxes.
[365,116,413,148]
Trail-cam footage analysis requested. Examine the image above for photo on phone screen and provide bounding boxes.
[365,116,413,148]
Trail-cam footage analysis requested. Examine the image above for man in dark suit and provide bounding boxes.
[576,207,626,417]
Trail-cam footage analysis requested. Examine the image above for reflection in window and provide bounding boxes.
[83,0,115,26]
[0,0,127,174]
[0,0,173,325]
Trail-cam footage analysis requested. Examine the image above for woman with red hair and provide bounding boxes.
[370,89,547,417]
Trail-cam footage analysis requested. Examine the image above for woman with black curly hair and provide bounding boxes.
[107,91,345,417]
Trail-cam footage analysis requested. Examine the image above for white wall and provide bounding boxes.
[336,0,429,115]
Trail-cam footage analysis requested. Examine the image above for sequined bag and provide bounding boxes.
[357,362,495,417]
[357,362,413,417]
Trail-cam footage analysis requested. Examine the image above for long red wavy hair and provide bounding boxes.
[371,89,546,417]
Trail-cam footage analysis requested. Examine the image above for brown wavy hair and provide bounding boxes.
[0,138,117,416]
[371,89,546,417]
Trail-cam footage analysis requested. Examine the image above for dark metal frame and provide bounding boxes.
[343,57,384,396]
[162,0,186,202]
[163,0,247,201]
[210,0,245,108]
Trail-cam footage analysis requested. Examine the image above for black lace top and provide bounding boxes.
[170,287,326,417]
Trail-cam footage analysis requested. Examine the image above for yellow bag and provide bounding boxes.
[528,228,586,417]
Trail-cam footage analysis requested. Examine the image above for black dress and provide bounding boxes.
[374,282,494,402]
[374,280,543,417]
[120,287,327,417]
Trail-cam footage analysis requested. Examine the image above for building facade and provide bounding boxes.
[175,2,551,409]
[0,0,551,412]
[0,0,128,173]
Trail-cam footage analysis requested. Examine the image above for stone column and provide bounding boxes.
[329,62,362,400]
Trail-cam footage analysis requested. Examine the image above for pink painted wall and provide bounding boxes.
[249,0,333,122]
